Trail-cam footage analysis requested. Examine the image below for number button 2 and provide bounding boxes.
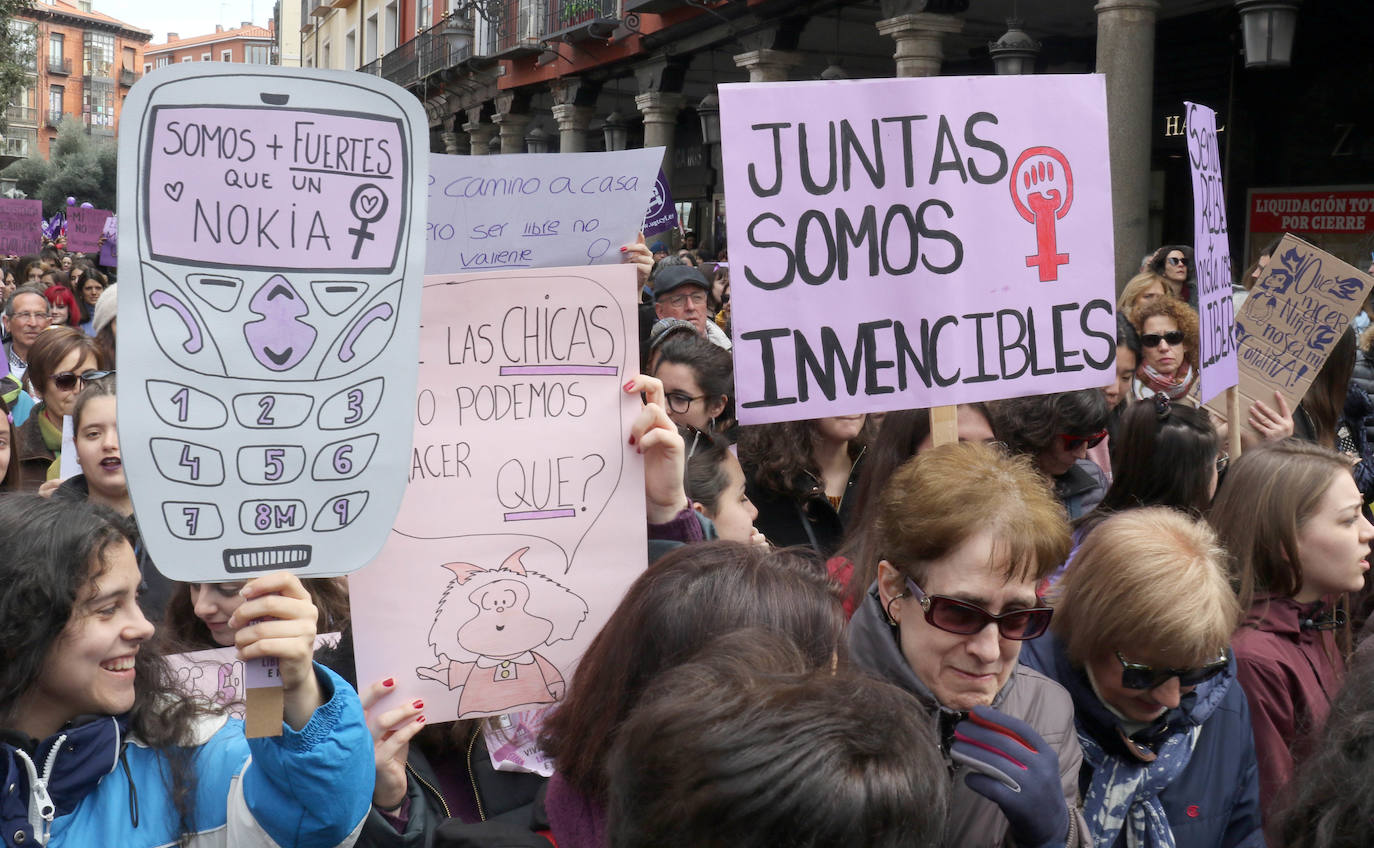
[149,438,226,486]
[312,491,369,532]
[232,392,313,429]
[146,381,227,430]
[311,433,378,481]
[237,445,307,485]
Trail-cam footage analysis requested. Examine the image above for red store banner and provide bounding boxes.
[1249,188,1374,234]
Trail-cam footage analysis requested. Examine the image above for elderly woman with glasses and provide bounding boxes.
[1021,508,1263,848]
[849,442,1090,848]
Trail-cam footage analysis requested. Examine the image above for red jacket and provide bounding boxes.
[1232,595,1346,820]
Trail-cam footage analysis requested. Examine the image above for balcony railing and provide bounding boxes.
[44,109,66,129]
[495,0,547,56]
[547,0,618,40]
[358,14,472,88]
[4,106,36,125]
[46,56,71,75]
[119,67,137,86]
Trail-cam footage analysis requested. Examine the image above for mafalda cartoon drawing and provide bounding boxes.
[417,546,589,718]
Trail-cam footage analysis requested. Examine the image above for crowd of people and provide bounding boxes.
[2,229,1374,848]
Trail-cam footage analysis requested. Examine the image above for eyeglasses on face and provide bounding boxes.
[50,369,114,392]
[1056,429,1107,452]
[662,290,707,309]
[665,391,706,414]
[1141,330,1185,348]
[1115,650,1229,691]
[904,577,1053,641]
[11,311,50,323]
[1166,255,1188,266]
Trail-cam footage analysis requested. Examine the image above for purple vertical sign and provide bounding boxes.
[1185,102,1238,403]
[0,198,41,256]
[642,169,678,238]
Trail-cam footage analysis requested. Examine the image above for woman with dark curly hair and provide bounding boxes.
[737,415,869,556]
[1148,244,1197,309]
[994,389,1110,519]
[1129,297,1201,403]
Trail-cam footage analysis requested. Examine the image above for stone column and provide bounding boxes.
[875,13,964,77]
[732,48,802,83]
[492,112,532,154]
[1096,0,1159,292]
[635,91,683,180]
[439,130,461,155]
[462,122,496,156]
[551,104,594,153]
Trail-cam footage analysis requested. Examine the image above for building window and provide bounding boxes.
[11,21,35,72]
[181,56,192,62]
[202,52,211,61]
[48,85,63,121]
[143,62,152,73]
[122,45,135,70]
[344,30,356,69]
[365,14,378,63]
[48,32,63,64]
[222,49,233,62]
[83,31,115,77]
[322,40,331,69]
[417,0,431,33]
[84,81,114,128]
[245,44,271,64]
[385,1,398,51]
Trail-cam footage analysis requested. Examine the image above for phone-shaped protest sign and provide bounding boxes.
[118,64,427,580]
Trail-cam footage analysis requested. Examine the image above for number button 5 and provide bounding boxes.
[237,445,306,485]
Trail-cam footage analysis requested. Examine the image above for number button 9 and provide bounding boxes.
[312,491,368,532]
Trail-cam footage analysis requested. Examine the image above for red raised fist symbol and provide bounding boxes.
[1011,147,1074,282]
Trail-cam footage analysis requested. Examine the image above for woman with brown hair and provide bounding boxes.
[737,415,869,556]
[14,325,106,490]
[1129,297,1201,403]
[1116,271,1170,327]
[1209,440,1374,821]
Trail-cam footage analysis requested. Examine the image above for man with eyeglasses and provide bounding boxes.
[650,265,731,351]
[1021,508,1262,848]
[2,285,51,418]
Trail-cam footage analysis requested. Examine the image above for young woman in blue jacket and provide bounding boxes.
[0,495,375,847]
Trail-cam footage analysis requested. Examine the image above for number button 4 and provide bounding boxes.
[149,438,226,486]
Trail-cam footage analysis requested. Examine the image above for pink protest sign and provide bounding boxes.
[66,206,112,254]
[145,106,406,271]
[0,198,41,256]
[349,265,647,724]
[98,215,117,266]
[718,75,1117,424]
[1186,103,1238,404]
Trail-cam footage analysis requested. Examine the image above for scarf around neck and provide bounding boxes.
[1137,361,1195,400]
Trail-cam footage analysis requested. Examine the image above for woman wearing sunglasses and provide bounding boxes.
[1129,297,1201,403]
[1021,508,1261,848]
[995,389,1110,519]
[849,442,1089,848]
[1210,440,1374,822]
[14,325,105,492]
[1147,244,1198,310]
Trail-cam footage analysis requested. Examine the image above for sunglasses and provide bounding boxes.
[904,577,1053,641]
[1167,256,1188,266]
[1141,331,1184,348]
[1115,650,1229,691]
[51,369,114,391]
[1056,429,1107,451]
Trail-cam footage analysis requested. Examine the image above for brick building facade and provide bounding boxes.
[144,21,277,70]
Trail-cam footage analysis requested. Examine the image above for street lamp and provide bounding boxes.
[525,125,549,154]
[988,19,1040,75]
[603,110,628,152]
[696,92,720,147]
[1235,0,1301,68]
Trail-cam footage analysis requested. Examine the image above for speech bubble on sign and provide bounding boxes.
[393,270,629,574]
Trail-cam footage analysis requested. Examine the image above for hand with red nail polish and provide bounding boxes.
[360,676,429,811]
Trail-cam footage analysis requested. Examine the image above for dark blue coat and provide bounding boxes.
[1021,633,1264,848]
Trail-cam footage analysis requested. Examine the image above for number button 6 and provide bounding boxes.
[311,433,378,481]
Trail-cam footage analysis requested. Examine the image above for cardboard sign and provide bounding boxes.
[1185,102,1238,403]
[98,215,118,267]
[718,75,1117,424]
[67,207,113,254]
[0,199,41,256]
[1207,234,1373,432]
[116,64,428,581]
[349,265,647,723]
[642,169,678,238]
[425,149,662,274]
[165,631,341,724]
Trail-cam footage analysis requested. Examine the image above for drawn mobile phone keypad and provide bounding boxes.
[119,67,425,581]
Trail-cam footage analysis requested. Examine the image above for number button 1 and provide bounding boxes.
[146,380,227,430]
[311,433,378,481]
[162,501,224,540]
[149,438,226,486]
[237,445,306,485]
[312,491,368,532]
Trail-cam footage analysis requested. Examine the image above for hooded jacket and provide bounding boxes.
[0,664,372,848]
[848,585,1089,848]
[1232,595,1346,818]
[1020,633,1264,848]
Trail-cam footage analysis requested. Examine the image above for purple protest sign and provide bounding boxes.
[0,199,42,256]
[98,215,117,266]
[66,206,112,254]
[642,169,678,238]
[718,75,1117,424]
[1185,102,1238,403]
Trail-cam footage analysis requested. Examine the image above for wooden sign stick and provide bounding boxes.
[931,405,959,447]
[1227,386,1242,461]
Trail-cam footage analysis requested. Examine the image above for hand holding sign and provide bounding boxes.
[229,571,322,732]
